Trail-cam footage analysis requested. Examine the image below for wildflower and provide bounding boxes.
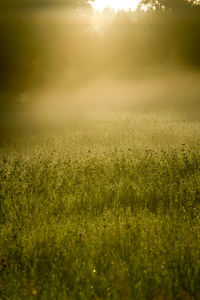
[32,289,38,295]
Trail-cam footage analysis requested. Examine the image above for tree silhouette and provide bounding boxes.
[0,0,91,9]
[139,0,199,12]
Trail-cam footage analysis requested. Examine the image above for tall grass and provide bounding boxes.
[1,112,200,299]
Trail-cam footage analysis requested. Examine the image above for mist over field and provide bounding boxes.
[0,2,200,137]
[1,1,200,299]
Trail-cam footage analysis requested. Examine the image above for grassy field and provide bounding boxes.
[1,111,200,299]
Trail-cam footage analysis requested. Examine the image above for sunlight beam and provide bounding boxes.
[90,0,141,12]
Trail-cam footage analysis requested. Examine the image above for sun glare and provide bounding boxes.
[90,0,141,12]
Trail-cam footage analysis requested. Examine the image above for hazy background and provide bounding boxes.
[0,0,200,141]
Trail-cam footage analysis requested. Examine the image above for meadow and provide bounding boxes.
[0,0,200,298]
[1,111,200,299]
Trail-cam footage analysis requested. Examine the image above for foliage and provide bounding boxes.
[0,0,90,9]
[140,0,199,11]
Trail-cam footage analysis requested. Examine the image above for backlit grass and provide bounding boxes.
[1,112,200,299]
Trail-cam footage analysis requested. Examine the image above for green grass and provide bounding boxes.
[1,112,200,299]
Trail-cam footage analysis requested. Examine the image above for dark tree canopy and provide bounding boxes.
[0,0,90,9]
[140,0,200,12]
